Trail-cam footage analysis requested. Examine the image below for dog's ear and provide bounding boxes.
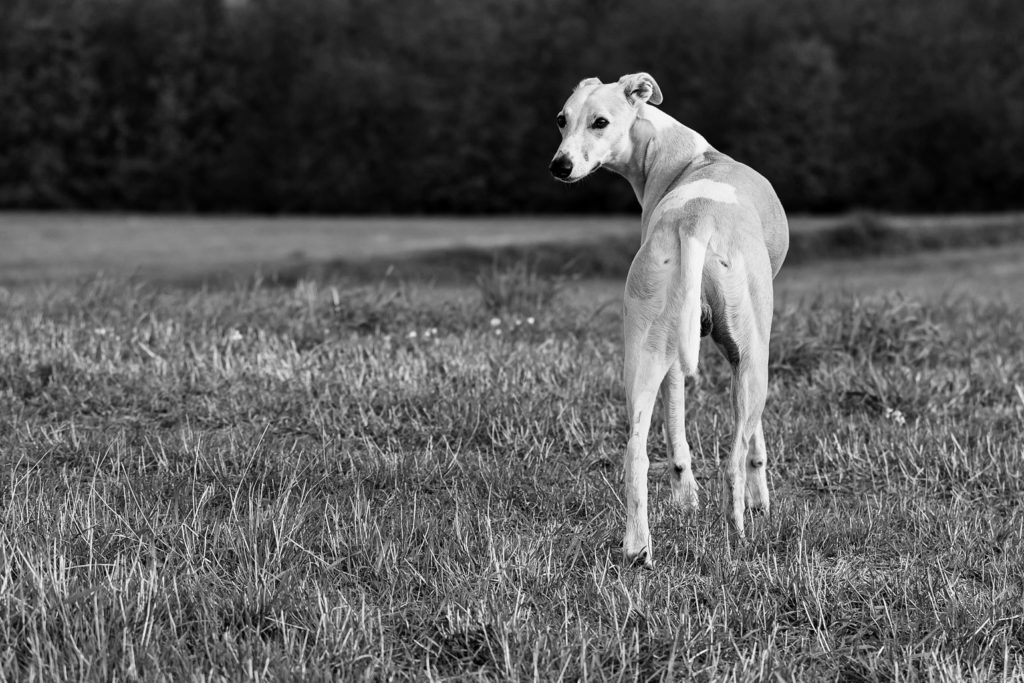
[619,72,663,106]
[573,77,602,92]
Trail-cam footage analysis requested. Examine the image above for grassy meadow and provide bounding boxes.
[1,215,1023,680]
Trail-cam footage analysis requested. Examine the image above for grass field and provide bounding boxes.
[1,214,1023,680]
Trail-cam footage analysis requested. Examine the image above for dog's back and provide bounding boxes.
[673,148,789,278]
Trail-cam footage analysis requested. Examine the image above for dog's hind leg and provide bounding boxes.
[711,244,773,538]
[721,350,768,538]
[621,223,687,567]
[622,345,671,568]
[661,361,699,510]
[745,418,770,515]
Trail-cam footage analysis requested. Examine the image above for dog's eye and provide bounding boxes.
[556,114,567,128]
[592,117,609,129]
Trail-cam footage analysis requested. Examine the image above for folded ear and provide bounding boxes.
[618,72,663,106]
[573,77,602,92]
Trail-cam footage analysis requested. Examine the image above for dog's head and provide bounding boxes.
[549,72,663,183]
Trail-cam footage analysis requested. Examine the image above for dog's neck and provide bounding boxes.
[608,105,710,212]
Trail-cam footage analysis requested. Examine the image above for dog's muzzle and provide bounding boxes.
[549,155,573,180]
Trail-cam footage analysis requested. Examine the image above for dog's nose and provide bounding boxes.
[549,155,573,179]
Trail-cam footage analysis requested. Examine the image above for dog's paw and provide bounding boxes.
[622,533,654,569]
[744,480,770,517]
[670,477,700,511]
[624,547,654,570]
[664,463,700,511]
[746,501,770,517]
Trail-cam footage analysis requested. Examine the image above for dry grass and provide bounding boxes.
[1,263,1022,680]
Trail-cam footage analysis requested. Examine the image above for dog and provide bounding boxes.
[549,73,789,567]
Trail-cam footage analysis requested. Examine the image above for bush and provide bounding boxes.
[474,258,566,315]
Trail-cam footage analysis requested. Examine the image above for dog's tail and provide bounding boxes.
[678,222,711,377]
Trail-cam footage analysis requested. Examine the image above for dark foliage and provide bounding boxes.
[1,0,1022,213]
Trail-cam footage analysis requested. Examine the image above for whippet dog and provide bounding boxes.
[549,73,789,567]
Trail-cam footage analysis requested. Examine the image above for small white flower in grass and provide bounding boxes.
[526,317,535,325]
[884,407,906,426]
[93,327,109,336]
[489,317,501,327]
[227,329,243,343]
[494,329,502,336]
[407,330,418,339]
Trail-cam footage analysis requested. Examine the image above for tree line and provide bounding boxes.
[1,0,1021,214]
